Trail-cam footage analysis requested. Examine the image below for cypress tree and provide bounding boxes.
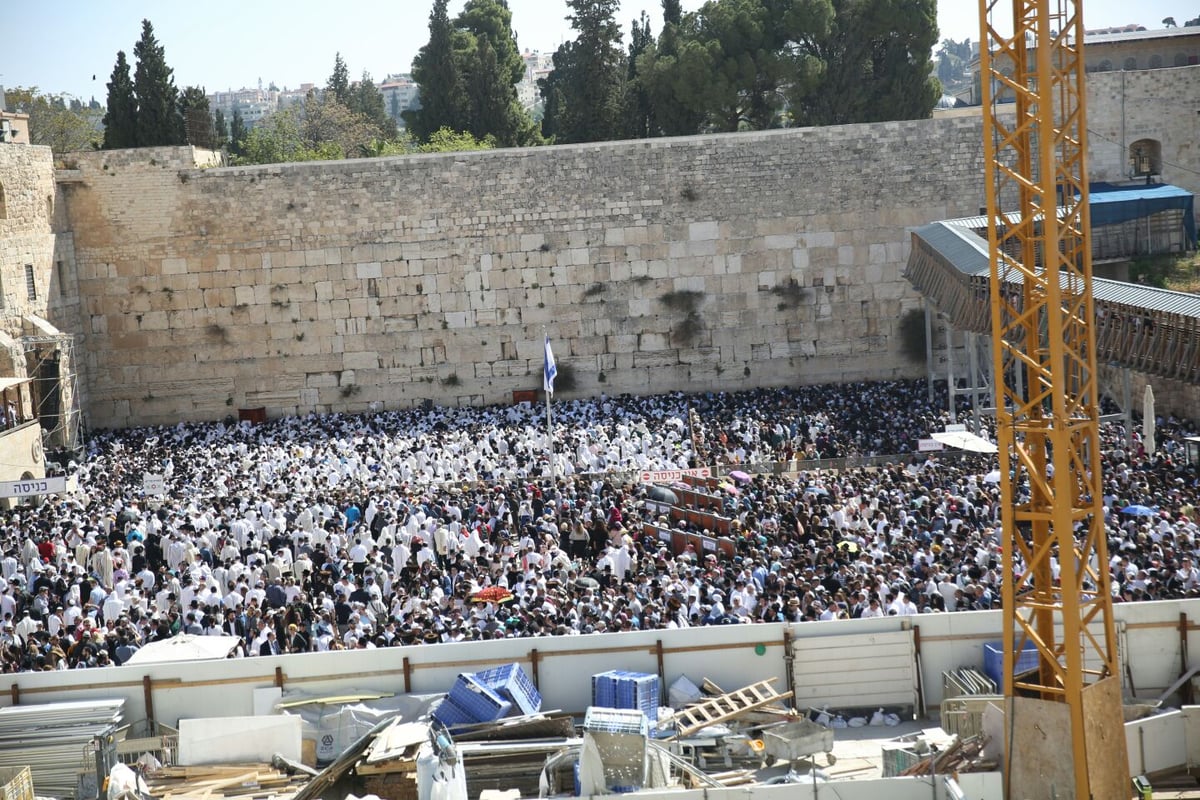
[554,0,627,143]
[133,19,185,145]
[180,86,216,149]
[406,0,466,139]
[102,50,138,149]
[229,109,248,156]
[327,53,351,105]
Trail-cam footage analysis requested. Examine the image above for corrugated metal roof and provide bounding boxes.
[911,222,1200,318]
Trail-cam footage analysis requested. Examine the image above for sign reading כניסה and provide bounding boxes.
[0,476,68,498]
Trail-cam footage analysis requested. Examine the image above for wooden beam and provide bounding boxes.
[143,675,155,726]
[402,656,411,693]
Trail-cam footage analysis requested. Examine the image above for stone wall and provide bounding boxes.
[0,145,70,332]
[63,120,992,428]
[1087,65,1200,198]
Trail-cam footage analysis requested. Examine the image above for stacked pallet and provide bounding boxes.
[144,764,310,800]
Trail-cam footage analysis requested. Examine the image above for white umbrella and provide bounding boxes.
[1144,384,1156,457]
[984,470,1002,484]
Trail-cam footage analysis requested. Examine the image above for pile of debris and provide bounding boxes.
[138,762,314,800]
[899,734,995,776]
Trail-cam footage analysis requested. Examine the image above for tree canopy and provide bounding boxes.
[131,19,185,145]
[407,0,539,146]
[539,0,628,143]
[102,51,138,149]
[5,87,102,155]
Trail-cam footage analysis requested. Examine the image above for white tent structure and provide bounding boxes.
[123,634,241,666]
[929,429,999,454]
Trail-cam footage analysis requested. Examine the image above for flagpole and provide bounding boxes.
[543,327,556,482]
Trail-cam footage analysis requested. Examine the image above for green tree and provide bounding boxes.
[102,50,138,149]
[624,12,656,138]
[237,93,389,165]
[327,53,351,105]
[229,108,248,156]
[418,126,495,152]
[179,86,216,149]
[407,0,467,139]
[789,0,939,127]
[348,71,398,139]
[132,19,185,145]
[408,0,536,146]
[641,0,830,134]
[454,0,541,146]
[5,87,102,154]
[212,108,229,150]
[541,0,628,143]
[636,0,706,135]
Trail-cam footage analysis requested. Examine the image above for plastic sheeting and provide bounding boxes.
[276,690,441,764]
[1087,183,1197,246]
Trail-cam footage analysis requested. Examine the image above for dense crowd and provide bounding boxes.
[1,379,1196,672]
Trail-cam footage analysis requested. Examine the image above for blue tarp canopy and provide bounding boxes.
[1085,183,1197,246]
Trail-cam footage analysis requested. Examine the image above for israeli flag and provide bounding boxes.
[543,335,558,395]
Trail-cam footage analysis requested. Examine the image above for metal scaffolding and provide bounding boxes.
[22,332,81,452]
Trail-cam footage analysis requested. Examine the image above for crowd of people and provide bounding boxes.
[1,379,1196,672]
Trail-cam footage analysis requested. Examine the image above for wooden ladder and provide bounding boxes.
[669,678,794,738]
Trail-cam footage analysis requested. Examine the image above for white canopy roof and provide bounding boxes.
[930,430,999,453]
[123,634,241,666]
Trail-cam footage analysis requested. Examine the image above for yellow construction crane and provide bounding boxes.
[977,1,1128,798]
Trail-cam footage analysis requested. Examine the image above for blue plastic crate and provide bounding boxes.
[591,671,659,721]
[982,640,1040,686]
[431,697,475,729]
[474,663,542,716]
[448,673,513,722]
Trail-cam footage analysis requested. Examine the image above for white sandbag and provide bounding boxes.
[868,708,885,726]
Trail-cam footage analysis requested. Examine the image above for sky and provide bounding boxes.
[3,1,1192,101]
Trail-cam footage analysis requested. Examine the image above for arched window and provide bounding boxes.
[1129,138,1162,178]
[1097,59,1113,71]
[1124,57,1137,70]
[1149,54,1163,69]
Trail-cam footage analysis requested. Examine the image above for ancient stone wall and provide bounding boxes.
[45,66,1200,430]
[1086,65,1200,198]
[63,120,992,428]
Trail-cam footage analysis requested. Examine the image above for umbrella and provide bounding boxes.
[983,470,1002,484]
[804,486,829,496]
[721,484,741,496]
[647,485,678,505]
[836,541,860,553]
[574,576,600,592]
[1144,384,1156,457]
[470,586,515,604]
[729,470,752,483]
[1122,504,1157,517]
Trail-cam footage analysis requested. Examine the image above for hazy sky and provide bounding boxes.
[4,1,1190,101]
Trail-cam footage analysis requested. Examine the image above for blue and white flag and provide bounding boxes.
[543,335,558,395]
